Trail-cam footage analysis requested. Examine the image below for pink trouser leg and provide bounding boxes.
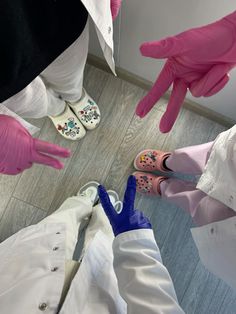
[160,179,205,219]
[166,142,214,175]
[160,179,236,226]
[194,196,236,226]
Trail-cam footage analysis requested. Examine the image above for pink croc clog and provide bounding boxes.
[134,149,171,172]
[133,171,167,196]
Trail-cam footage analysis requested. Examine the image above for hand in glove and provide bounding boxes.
[0,115,71,175]
[110,0,122,21]
[98,175,152,236]
[136,11,236,133]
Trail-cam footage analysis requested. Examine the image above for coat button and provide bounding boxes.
[108,26,111,34]
[53,246,59,251]
[51,267,58,272]
[39,303,48,311]
[210,228,214,234]
[56,232,61,234]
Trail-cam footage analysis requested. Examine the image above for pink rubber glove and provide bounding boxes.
[136,11,236,133]
[110,0,122,20]
[0,115,71,175]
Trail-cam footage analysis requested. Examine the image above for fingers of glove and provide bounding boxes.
[159,79,187,133]
[123,175,136,211]
[34,138,71,158]
[189,64,232,97]
[140,30,195,59]
[110,0,121,20]
[135,62,175,118]
[204,74,229,97]
[111,7,119,20]
[32,151,64,169]
[98,185,117,221]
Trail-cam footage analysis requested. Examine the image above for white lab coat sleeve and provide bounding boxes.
[113,229,184,314]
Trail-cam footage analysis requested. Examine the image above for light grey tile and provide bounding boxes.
[0,197,46,241]
[0,174,21,220]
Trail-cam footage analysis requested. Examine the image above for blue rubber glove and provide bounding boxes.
[98,175,152,236]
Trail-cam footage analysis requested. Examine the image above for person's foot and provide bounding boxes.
[68,88,101,130]
[134,149,171,172]
[49,104,86,140]
[77,181,100,205]
[133,171,167,196]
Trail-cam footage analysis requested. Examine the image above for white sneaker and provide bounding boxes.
[49,104,86,141]
[68,88,101,130]
[77,181,100,205]
[107,190,123,213]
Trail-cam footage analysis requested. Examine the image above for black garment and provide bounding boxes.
[0,0,88,102]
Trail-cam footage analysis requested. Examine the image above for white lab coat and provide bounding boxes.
[191,216,236,291]
[191,124,236,290]
[0,223,184,314]
[81,0,116,75]
[197,124,236,211]
[0,0,115,134]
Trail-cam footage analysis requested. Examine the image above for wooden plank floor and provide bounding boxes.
[0,64,235,313]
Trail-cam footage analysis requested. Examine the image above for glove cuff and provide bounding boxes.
[114,223,152,237]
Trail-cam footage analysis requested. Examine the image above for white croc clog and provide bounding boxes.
[68,89,101,130]
[49,104,86,141]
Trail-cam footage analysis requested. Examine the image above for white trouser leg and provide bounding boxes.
[39,196,93,260]
[2,21,89,118]
[166,142,214,175]
[2,76,66,118]
[40,20,89,103]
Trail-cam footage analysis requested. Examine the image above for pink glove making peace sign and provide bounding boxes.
[0,115,71,175]
[136,11,236,133]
